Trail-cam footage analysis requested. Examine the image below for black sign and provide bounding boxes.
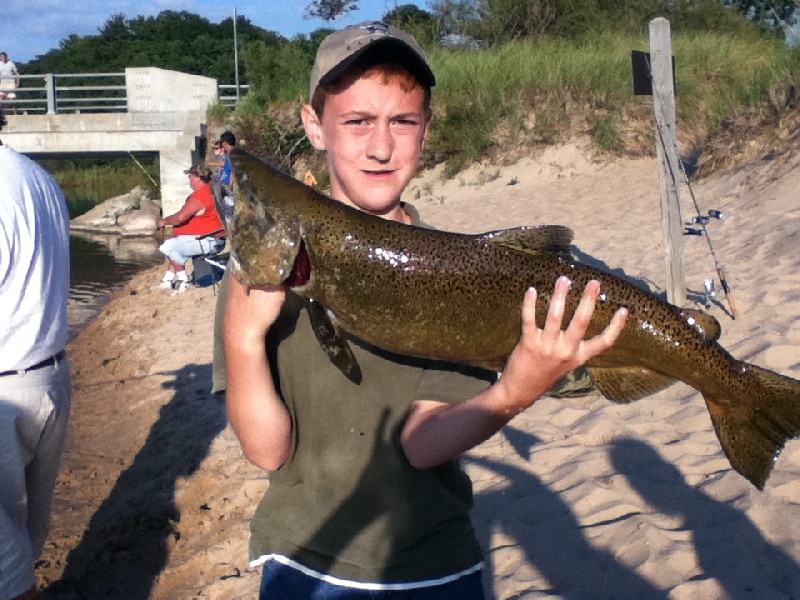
[631,50,677,96]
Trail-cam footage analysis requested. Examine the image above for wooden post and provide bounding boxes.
[650,18,686,307]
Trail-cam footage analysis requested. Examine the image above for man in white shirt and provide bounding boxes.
[0,52,20,114]
[0,108,72,600]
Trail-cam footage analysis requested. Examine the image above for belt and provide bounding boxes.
[0,350,66,377]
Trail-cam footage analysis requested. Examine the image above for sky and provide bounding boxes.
[2,0,428,64]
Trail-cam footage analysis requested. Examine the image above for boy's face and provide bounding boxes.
[303,74,431,217]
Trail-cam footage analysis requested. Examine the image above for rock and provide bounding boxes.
[71,185,161,235]
[119,209,159,236]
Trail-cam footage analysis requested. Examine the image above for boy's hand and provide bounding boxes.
[401,277,628,469]
[495,277,628,414]
[225,277,286,348]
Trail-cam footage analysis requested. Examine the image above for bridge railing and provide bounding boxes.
[0,73,248,115]
[217,84,250,107]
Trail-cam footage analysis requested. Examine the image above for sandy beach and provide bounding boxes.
[35,139,800,599]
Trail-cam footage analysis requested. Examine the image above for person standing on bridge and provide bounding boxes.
[0,52,20,114]
[0,108,72,600]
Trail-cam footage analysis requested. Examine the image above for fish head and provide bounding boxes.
[226,153,304,288]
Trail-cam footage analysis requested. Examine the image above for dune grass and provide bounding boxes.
[420,31,798,173]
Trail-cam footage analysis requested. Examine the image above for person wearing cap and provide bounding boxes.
[222,22,626,598]
[0,108,72,600]
[157,163,225,293]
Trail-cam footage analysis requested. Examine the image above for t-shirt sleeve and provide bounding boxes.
[414,360,497,404]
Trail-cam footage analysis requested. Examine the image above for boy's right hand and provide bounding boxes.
[225,277,286,348]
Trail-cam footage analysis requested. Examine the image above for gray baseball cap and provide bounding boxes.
[309,21,435,99]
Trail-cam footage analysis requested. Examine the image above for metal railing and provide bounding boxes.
[1,73,127,114]
[217,83,250,107]
[0,73,248,115]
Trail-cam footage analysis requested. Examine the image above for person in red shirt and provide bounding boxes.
[157,164,225,293]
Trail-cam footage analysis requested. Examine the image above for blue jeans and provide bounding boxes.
[259,560,485,600]
[159,235,224,265]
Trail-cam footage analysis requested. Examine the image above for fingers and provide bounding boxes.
[542,276,570,337]
[584,305,628,356]
[537,277,628,358]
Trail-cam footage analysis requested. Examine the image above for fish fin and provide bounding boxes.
[704,363,800,490]
[305,299,362,384]
[682,308,722,342]
[480,225,574,259]
[587,366,677,403]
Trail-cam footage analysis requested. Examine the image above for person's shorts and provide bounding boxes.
[0,81,17,99]
[159,235,225,265]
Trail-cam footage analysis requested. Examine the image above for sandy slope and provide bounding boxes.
[36,140,800,599]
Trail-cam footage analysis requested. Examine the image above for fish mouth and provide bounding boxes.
[283,240,311,288]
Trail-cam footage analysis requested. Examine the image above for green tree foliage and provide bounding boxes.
[383,4,438,47]
[304,0,360,22]
[244,41,313,101]
[23,11,283,84]
[729,0,796,24]
[445,0,763,44]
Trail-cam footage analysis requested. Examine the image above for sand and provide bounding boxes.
[35,140,800,599]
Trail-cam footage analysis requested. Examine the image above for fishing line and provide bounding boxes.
[127,151,160,190]
[644,53,739,319]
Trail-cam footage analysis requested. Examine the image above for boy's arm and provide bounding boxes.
[400,277,628,469]
[224,277,293,471]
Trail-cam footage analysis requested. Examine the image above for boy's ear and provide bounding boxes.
[420,110,433,150]
[301,104,326,151]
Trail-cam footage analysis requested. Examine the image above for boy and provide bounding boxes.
[223,22,627,598]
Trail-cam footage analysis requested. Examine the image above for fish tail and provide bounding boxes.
[704,363,800,490]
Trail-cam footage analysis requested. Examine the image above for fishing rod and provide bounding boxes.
[674,157,739,319]
[645,54,740,320]
[126,150,171,242]
[127,150,160,190]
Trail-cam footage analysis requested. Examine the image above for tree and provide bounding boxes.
[383,4,438,47]
[304,0,359,22]
[728,0,796,28]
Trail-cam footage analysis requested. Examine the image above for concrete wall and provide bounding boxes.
[1,67,219,216]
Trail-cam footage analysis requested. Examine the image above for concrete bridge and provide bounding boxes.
[2,67,230,215]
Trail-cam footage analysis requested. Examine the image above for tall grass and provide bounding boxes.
[419,31,798,171]
[46,160,160,218]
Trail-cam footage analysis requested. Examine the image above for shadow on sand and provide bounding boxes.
[610,437,800,599]
[41,363,226,600]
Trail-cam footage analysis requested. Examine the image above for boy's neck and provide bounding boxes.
[358,203,411,224]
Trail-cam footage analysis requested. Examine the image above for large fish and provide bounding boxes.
[225,149,800,490]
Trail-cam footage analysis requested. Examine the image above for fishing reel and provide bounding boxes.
[684,209,724,236]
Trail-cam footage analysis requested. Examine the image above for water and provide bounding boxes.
[69,232,164,341]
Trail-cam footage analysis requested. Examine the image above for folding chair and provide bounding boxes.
[191,233,228,294]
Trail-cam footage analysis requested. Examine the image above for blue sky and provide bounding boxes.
[3,0,427,64]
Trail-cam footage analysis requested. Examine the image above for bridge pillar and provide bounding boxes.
[126,67,217,216]
[159,145,205,213]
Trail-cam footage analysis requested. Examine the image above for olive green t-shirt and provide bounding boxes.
[248,293,495,582]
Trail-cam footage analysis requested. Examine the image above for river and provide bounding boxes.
[69,232,164,341]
